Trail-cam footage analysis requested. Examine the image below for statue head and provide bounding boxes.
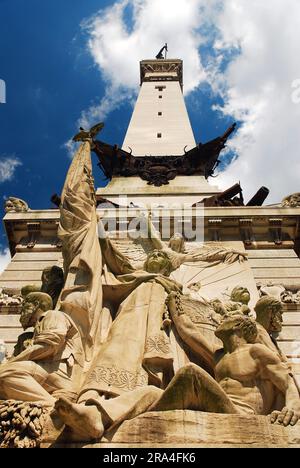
[215,314,257,344]
[230,286,250,305]
[21,284,41,298]
[168,233,185,253]
[188,281,202,292]
[144,250,172,276]
[254,296,283,333]
[20,292,53,330]
[41,265,64,306]
[41,265,64,288]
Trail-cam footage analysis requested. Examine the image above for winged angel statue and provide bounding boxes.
[73,194,254,405]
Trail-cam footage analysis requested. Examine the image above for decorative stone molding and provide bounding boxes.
[0,288,23,315]
[4,197,29,213]
[269,218,283,245]
[239,219,254,246]
[258,282,300,304]
[140,59,183,88]
[282,193,300,208]
[27,223,41,249]
[208,219,222,241]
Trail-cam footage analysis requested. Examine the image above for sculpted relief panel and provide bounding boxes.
[0,140,299,447]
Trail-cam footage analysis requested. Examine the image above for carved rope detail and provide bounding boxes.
[86,366,148,391]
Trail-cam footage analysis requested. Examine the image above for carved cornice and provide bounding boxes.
[140,59,183,88]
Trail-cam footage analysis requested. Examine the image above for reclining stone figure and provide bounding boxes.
[0,292,84,406]
[54,310,300,441]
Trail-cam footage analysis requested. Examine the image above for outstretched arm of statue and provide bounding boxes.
[98,216,136,275]
[184,245,247,264]
[146,212,165,251]
[252,344,300,426]
[166,292,216,370]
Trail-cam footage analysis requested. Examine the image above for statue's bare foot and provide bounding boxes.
[54,397,104,440]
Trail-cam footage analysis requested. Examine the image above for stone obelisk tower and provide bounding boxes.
[122,59,195,156]
[99,57,221,207]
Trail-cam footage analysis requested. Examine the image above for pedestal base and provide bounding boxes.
[42,411,300,448]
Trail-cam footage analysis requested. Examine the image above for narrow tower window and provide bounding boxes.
[159,95,162,99]
[158,112,162,116]
[157,133,162,138]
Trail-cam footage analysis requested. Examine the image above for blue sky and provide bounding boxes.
[1,0,300,262]
[0,1,232,246]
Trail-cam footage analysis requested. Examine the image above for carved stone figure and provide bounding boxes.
[281,193,300,208]
[164,296,300,423]
[0,288,23,306]
[280,288,300,304]
[281,289,296,303]
[146,212,247,265]
[0,139,104,448]
[254,296,300,404]
[0,292,84,406]
[210,285,251,317]
[4,197,29,213]
[41,265,64,307]
[0,138,272,445]
[57,141,103,366]
[254,296,288,358]
[54,312,300,440]
[259,282,286,300]
[45,139,253,441]
[77,212,248,400]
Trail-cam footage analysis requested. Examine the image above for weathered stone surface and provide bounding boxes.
[42,411,300,448]
[248,250,298,258]
[105,411,300,447]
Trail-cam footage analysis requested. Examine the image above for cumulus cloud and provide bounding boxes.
[79,0,218,127]
[0,248,10,274]
[0,156,21,183]
[78,0,300,203]
[211,0,300,203]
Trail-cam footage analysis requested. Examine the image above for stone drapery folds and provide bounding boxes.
[57,141,103,366]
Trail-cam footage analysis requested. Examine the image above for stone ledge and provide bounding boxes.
[42,411,300,448]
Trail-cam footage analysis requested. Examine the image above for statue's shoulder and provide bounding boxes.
[42,309,70,325]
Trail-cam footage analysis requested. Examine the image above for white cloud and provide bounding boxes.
[78,0,300,203]
[0,156,21,183]
[212,0,300,203]
[79,0,218,128]
[0,248,10,274]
